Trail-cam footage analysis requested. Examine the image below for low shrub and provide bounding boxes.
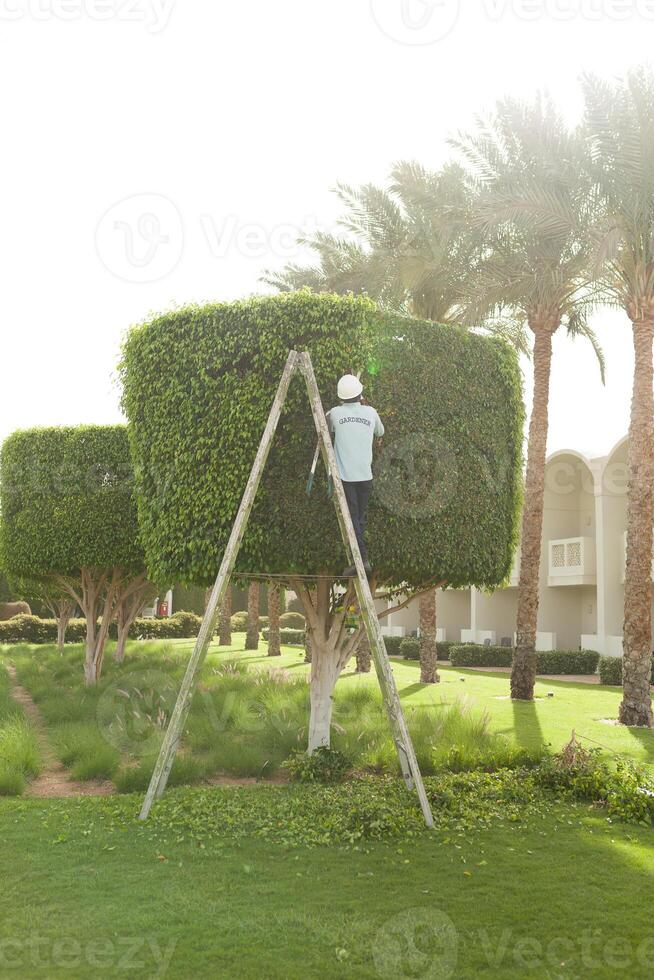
[128,617,184,640]
[261,628,305,646]
[534,738,654,824]
[279,612,305,630]
[382,636,403,657]
[283,747,351,784]
[599,656,622,686]
[449,644,513,668]
[400,638,420,660]
[230,613,268,633]
[171,610,203,637]
[536,650,599,675]
[449,646,599,675]
[0,615,56,644]
[598,655,654,686]
[230,611,248,632]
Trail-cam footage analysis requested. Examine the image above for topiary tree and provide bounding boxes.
[0,425,152,683]
[120,292,523,748]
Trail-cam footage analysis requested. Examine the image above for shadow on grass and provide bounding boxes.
[511,697,548,752]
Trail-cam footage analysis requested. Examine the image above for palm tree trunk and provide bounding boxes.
[267,583,281,657]
[620,318,654,727]
[218,589,232,646]
[419,589,439,683]
[355,631,371,673]
[512,325,555,701]
[245,582,260,651]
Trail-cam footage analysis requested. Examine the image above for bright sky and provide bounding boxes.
[1,1,650,458]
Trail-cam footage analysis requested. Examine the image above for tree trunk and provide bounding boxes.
[113,573,154,664]
[512,323,556,701]
[267,583,281,656]
[419,588,439,683]
[218,589,232,646]
[308,637,340,750]
[355,630,371,673]
[620,318,654,726]
[304,631,312,664]
[245,582,260,650]
[55,598,74,653]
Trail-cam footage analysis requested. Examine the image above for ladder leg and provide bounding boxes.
[298,353,434,829]
[139,351,300,820]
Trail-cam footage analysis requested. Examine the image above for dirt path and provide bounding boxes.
[6,664,114,798]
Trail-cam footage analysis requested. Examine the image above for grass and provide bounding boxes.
[0,664,41,794]
[1,641,547,790]
[2,636,654,796]
[0,782,652,978]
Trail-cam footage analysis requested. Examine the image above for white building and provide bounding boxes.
[383,435,639,658]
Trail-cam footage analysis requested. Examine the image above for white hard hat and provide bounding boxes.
[337,374,363,400]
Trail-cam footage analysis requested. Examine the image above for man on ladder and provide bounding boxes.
[329,373,384,577]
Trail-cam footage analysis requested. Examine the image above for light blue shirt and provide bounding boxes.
[328,403,385,482]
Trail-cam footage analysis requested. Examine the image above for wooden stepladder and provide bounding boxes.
[139,350,434,828]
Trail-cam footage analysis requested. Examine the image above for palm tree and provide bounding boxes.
[264,163,524,682]
[267,583,282,657]
[582,68,654,726]
[245,581,260,651]
[452,95,605,700]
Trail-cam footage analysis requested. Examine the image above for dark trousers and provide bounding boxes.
[342,480,373,564]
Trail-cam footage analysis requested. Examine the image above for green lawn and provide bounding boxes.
[175,637,654,769]
[0,789,652,978]
[1,638,654,977]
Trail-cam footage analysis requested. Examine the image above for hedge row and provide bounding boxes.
[0,611,205,645]
[261,628,305,647]
[448,644,600,675]
[230,612,269,632]
[598,655,654,686]
[398,638,456,661]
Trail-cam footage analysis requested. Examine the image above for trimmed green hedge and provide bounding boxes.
[598,655,654,686]
[449,645,600,675]
[0,612,203,645]
[400,637,420,660]
[536,650,599,675]
[120,293,524,592]
[450,644,513,668]
[398,638,457,661]
[261,628,305,647]
[383,636,404,657]
[230,613,269,633]
[279,612,305,629]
